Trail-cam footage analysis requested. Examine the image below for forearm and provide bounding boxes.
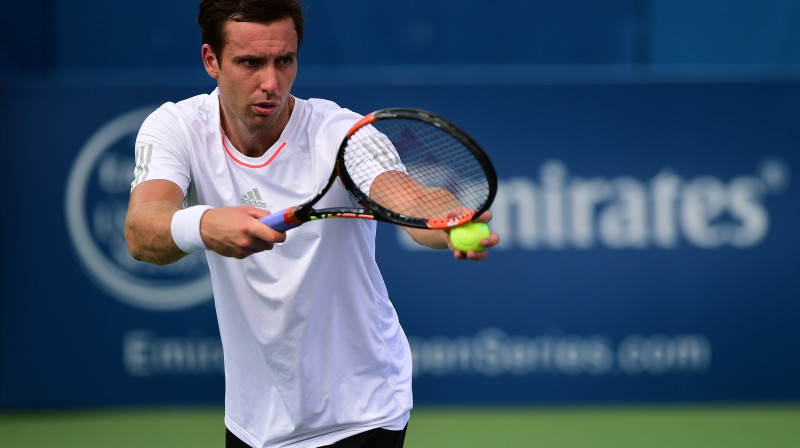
[370,170,460,250]
[404,227,450,250]
[125,200,187,266]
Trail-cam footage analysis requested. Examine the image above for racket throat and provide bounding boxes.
[284,206,306,228]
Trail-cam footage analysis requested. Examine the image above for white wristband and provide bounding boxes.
[171,205,213,253]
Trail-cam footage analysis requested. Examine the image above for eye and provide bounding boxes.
[238,58,261,68]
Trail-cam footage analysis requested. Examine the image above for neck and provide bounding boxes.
[219,96,294,158]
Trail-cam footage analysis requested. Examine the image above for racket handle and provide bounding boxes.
[259,208,298,232]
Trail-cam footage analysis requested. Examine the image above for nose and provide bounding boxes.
[260,65,278,96]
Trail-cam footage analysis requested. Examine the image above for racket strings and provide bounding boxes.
[343,118,490,221]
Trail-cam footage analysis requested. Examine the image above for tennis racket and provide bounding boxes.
[259,108,497,232]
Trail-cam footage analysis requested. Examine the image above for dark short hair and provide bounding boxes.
[198,0,305,59]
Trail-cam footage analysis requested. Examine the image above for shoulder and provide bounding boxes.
[283,98,362,151]
[136,89,220,164]
[142,89,219,135]
[304,97,347,115]
[295,98,362,129]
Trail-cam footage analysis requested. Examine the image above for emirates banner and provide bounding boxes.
[1,78,797,407]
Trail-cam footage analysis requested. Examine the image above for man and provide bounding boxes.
[125,1,499,447]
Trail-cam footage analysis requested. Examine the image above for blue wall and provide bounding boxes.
[2,1,799,408]
[7,0,800,71]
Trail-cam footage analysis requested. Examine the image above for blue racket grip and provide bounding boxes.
[259,208,297,232]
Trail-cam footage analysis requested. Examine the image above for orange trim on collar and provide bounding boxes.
[222,134,286,169]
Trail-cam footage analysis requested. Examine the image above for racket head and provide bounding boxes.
[336,108,497,229]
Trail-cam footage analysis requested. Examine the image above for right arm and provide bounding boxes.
[125,180,187,265]
[125,179,286,265]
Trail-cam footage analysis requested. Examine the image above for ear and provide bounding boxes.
[202,44,220,79]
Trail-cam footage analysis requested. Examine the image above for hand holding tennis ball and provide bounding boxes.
[449,222,491,252]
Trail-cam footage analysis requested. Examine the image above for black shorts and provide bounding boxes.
[226,425,407,448]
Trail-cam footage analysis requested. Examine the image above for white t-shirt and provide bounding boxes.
[133,89,412,448]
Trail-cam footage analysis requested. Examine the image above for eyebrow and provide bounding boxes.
[232,51,297,63]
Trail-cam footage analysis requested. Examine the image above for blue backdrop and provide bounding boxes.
[2,0,799,408]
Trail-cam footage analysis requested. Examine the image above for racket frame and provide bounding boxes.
[261,108,497,231]
[336,108,497,229]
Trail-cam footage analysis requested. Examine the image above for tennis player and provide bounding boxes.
[124,1,499,447]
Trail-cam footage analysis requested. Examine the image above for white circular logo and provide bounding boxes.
[65,107,212,311]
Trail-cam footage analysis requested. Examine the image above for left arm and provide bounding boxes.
[369,170,500,260]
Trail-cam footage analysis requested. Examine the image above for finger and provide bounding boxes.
[479,231,500,249]
[453,249,468,260]
[467,248,490,261]
[250,213,287,244]
[255,208,289,246]
[473,210,493,223]
[244,206,270,220]
[231,245,269,259]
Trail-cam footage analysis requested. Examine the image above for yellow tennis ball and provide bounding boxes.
[450,222,491,252]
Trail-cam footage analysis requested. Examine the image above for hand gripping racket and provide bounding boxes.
[259,108,497,232]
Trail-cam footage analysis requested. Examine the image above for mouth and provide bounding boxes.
[253,102,278,115]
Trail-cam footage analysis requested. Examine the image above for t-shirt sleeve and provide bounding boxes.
[315,109,407,197]
[131,103,192,195]
[341,124,408,196]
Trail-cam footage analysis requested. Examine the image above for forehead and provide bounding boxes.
[222,17,298,55]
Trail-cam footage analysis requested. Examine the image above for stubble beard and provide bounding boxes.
[244,98,285,133]
[220,90,287,136]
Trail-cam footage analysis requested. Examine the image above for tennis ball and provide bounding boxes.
[450,222,491,252]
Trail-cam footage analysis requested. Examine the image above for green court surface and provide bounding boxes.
[1,404,798,447]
